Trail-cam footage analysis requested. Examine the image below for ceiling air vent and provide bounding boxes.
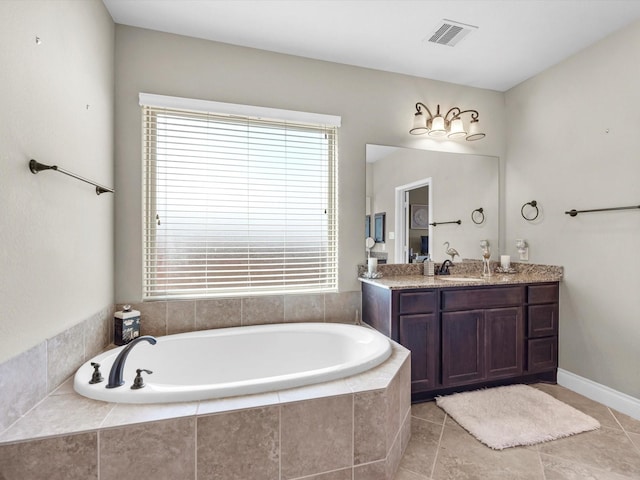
[426,19,478,47]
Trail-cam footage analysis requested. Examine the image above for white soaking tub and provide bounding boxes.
[74,322,391,404]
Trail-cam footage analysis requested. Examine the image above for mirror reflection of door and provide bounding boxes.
[397,180,431,263]
[407,186,430,262]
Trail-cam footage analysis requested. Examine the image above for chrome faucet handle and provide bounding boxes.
[89,362,104,384]
[131,368,153,390]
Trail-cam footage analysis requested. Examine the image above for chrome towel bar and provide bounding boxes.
[565,204,639,217]
[29,159,114,195]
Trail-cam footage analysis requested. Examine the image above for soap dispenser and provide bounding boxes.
[424,255,435,276]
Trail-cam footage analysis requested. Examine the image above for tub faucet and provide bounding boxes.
[106,335,157,388]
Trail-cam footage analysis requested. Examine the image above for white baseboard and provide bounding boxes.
[557,369,640,421]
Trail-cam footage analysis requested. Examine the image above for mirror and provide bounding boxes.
[366,144,499,264]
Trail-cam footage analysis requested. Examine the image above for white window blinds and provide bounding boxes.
[141,95,339,299]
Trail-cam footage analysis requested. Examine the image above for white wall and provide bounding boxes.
[505,20,640,399]
[114,25,506,302]
[0,1,114,364]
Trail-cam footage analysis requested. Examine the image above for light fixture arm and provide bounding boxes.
[452,109,480,122]
[415,102,435,120]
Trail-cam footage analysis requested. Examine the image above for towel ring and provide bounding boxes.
[521,200,539,221]
[471,207,485,225]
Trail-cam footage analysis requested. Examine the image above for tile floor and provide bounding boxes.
[394,383,640,480]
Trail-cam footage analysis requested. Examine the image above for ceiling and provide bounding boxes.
[102,0,640,92]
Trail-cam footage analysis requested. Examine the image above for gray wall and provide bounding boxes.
[505,20,640,399]
[0,0,114,364]
[113,25,506,302]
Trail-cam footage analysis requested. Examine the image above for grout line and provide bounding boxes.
[610,406,640,455]
[97,428,101,480]
[429,413,446,480]
[194,414,198,480]
[536,443,547,480]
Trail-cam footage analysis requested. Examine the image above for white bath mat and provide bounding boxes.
[436,384,600,450]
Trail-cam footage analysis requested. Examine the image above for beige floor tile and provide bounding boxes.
[541,453,637,480]
[611,409,640,434]
[392,385,640,480]
[398,417,442,477]
[628,431,640,451]
[538,426,640,478]
[394,467,431,479]
[432,421,544,480]
[532,383,620,429]
[411,401,446,425]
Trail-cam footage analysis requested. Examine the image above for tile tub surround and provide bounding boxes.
[0,305,113,433]
[0,341,410,480]
[0,292,359,435]
[128,290,362,337]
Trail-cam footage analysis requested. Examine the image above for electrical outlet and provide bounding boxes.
[519,247,529,261]
[388,231,395,240]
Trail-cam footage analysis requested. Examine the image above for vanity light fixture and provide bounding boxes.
[410,102,485,141]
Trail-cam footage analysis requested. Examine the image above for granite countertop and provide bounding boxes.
[358,260,563,290]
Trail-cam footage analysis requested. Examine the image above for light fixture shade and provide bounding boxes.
[448,117,467,139]
[428,115,447,137]
[409,112,429,135]
[466,120,486,141]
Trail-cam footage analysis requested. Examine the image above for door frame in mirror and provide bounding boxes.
[395,178,433,263]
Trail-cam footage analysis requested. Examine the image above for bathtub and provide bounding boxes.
[74,322,391,404]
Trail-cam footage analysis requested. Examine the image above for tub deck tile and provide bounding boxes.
[197,391,280,416]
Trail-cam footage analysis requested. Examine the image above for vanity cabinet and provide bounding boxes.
[525,284,559,373]
[361,281,559,402]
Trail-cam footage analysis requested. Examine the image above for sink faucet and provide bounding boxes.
[106,335,157,388]
[438,259,454,275]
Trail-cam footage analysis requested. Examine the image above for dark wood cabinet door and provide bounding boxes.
[441,310,484,386]
[485,307,523,379]
[399,313,439,393]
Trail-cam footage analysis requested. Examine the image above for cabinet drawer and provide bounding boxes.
[528,304,558,337]
[441,287,523,311]
[398,290,437,314]
[527,337,557,373]
[528,284,559,304]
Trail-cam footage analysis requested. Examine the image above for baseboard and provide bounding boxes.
[557,369,640,421]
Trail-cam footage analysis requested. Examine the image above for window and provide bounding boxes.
[140,94,340,299]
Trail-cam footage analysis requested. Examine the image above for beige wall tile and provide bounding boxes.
[197,406,279,480]
[281,395,353,479]
[325,291,360,324]
[100,417,195,480]
[242,296,284,326]
[385,370,400,451]
[167,300,195,334]
[284,294,324,323]
[353,459,386,480]
[354,389,388,464]
[132,301,167,337]
[0,432,97,480]
[47,322,85,392]
[0,342,47,432]
[196,298,241,330]
[84,306,112,361]
[398,356,411,422]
